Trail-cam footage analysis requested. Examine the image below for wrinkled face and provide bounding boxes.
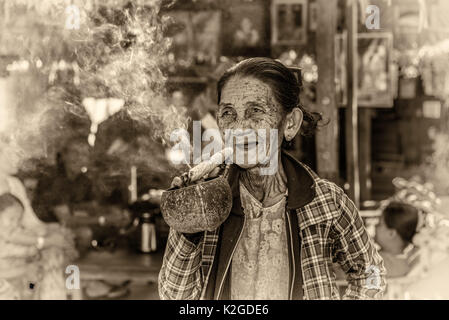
[217,76,285,169]
[0,204,22,228]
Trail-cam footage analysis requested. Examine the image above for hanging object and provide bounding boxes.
[271,0,308,46]
[48,60,80,86]
[129,165,138,203]
[418,0,429,32]
[82,97,125,146]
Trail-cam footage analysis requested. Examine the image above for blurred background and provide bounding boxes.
[0,0,449,300]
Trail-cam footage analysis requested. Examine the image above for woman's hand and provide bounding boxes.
[170,176,185,188]
[170,149,232,189]
[170,164,227,189]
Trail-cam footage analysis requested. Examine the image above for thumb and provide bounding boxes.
[170,176,183,188]
[207,167,221,179]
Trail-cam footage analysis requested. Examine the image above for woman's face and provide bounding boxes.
[217,76,285,170]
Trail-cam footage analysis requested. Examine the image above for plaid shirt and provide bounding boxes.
[159,156,386,300]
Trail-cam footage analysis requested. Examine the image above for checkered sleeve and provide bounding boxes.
[331,190,387,300]
[158,228,204,300]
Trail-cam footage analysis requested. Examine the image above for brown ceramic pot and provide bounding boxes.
[160,176,233,234]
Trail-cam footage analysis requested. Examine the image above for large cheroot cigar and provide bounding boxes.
[188,147,233,183]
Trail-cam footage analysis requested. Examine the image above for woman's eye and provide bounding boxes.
[221,110,234,117]
[252,107,264,114]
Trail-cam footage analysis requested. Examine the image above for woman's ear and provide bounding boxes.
[283,107,303,141]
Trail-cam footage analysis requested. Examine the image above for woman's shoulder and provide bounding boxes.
[313,176,350,209]
[300,175,360,228]
[298,163,347,202]
[296,178,348,228]
[294,162,358,226]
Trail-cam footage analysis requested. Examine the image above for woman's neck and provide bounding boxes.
[239,158,287,207]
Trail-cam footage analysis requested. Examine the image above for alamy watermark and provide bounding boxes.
[65,5,81,30]
[364,265,381,290]
[365,5,380,30]
[65,265,80,290]
[169,121,279,176]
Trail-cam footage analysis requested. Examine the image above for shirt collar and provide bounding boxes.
[226,149,317,215]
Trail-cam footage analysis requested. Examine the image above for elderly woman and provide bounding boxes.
[159,58,386,300]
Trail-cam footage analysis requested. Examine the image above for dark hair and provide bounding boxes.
[0,193,24,212]
[383,201,419,244]
[217,57,323,139]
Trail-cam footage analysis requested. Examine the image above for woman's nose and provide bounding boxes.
[230,116,255,131]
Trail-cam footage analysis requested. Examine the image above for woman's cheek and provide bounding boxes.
[217,117,280,143]
[236,116,276,131]
[217,117,235,130]
[252,112,283,130]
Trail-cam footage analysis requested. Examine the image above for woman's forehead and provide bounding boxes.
[221,76,273,103]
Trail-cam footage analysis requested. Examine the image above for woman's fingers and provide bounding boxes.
[170,176,183,188]
[171,165,225,188]
[207,167,221,179]
[189,161,219,182]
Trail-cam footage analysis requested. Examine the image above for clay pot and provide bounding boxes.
[160,176,233,234]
